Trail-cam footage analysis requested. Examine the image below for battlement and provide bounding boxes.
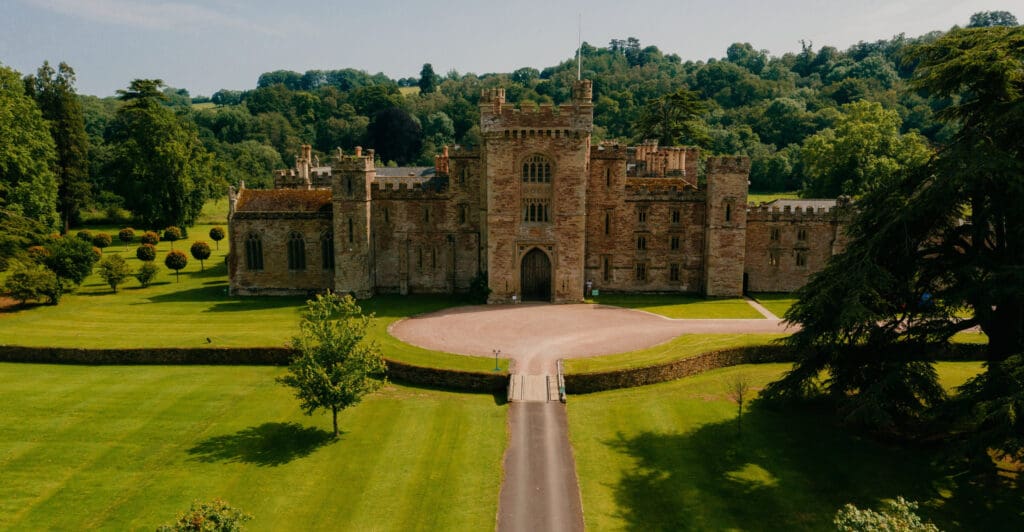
[623,180,704,201]
[479,81,594,134]
[370,180,450,200]
[746,202,853,222]
[707,156,751,174]
[331,146,375,172]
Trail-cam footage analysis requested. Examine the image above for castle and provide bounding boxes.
[227,80,851,302]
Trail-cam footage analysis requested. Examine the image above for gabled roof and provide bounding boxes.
[235,189,332,213]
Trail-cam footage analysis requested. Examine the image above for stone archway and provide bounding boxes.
[520,248,551,301]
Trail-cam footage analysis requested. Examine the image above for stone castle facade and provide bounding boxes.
[227,80,851,302]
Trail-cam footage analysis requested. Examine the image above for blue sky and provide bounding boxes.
[1,0,1019,96]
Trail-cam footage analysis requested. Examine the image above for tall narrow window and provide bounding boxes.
[725,204,732,222]
[348,218,354,243]
[604,212,611,235]
[287,232,306,271]
[458,204,467,225]
[603,256,611,281]
[669,264,680,282]
[417,247,423,269]
[637,207,648,224]
[796,251,808,268]
[321,232,334,270]
[670,235,681,251]
[522,154,553,183]
[383,207,390,224]
[245,233,263,271]
[770,227,780,241]
[637,235,647,251]
[346,176,353,195]
[460,167,467,185]
[605,167,611,187]
[769,250,779,266]
[671,208,681,224]
[635,263,647,281]
[797,228,808,241]
[424,207,430,224]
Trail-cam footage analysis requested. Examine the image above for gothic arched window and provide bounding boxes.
[287,231,306,271]
[521,154,553,183]
[245,233,263,271]
[321,231,334,270]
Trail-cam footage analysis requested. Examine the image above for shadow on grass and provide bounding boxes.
[140,285,305,312]
[187,422,334,466]
[604,406,1022,531]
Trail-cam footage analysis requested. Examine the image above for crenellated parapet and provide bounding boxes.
[746,201,854,223]
[479,80,594,135]
[371,181,451,200]
[706,155,752,174]
[624,180,703,201]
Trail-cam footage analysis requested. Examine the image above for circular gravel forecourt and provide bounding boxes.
[389,303,785,374]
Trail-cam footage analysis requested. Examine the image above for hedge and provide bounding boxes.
[0,346,507,393]
[564,343,988,394]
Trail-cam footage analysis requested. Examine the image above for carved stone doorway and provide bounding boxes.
[520,248,551,301]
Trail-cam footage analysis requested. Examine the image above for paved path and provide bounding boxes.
[497,402,584,532]
[744,296,781,320]
[390,303,794,374]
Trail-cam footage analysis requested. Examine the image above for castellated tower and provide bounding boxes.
[703,156,750,296]
[332,147,374,298]
[480,80,594,303]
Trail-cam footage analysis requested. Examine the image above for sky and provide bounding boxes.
[1,0,1020,97]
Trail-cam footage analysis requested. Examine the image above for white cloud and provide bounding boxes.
[22,0,279,35]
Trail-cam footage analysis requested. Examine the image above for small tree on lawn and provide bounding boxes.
[97,254,131,292]
[134,262,159,287]
[209,226,225,249]
[278,292,386,437]
[118,227,135,249]
[727,375,752,439]
[834,497,937,532]
[190,240,211,271]
[75,229,92,242]
[140,231,160,245]
[41,235,98,301]
[136,243,156,262]
[163,226,182,249]
[156,498,252,532]
[91,232,112,250]
[164,250,187,282]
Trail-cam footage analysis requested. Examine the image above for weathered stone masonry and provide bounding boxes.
[228,79,851,300]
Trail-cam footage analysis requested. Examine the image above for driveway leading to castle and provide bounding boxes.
[389,303,791,374]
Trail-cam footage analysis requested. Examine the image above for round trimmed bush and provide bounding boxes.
[140,231,160,245]
[75,229,93,242]
[27,245,50,262]
[118,228,135,248]
[136,243,157,262]
[209,226,225,249]
[163,226,182,249]
[164,250,188,282]
[190,241,212,271]
[92,232,112,249]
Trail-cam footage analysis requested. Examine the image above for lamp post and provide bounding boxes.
[493,349,501,372]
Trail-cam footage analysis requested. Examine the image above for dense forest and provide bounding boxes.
[1,10,1018,238]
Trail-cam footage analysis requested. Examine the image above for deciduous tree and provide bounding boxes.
[164,250,187,282]
[190,240,211,271]
[97,254,130,292]
[278,293,386,437]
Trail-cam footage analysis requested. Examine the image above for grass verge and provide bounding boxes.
[0,363,506,531]
[589,294,763,319]
[568,362,1019,531]
[749,292,798,318]
[564,333,785,374]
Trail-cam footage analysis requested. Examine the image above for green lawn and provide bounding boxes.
[565,333,785,374]
[590,293,763,319]
[750,292,798,318]
[568,362,1020,531]
[0,200,506,371]
[0,363,506,531]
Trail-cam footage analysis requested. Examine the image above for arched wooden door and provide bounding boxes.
[520,248,551,301]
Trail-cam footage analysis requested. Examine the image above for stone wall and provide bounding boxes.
[744,203,853,292]
[229,211,333,296]
[703,157,750,296]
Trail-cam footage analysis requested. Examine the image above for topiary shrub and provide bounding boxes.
[118,228,135,249]
[134,262,159,288]
[140,231,160,245]
[75,229,93,242]
[91,232,112,249]
[190,241,212,271]
[165,250,188,282]
[136,243,157,262]
[156,498,253,532]
[163,226,182,249]
[209,226,225,249]
[97,255,131,293]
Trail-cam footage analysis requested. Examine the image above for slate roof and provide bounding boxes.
[235,189,332,212]
[374,166,436,178]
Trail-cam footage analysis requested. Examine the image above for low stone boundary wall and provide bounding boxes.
[564,343,988,394]
[0,346,507,393]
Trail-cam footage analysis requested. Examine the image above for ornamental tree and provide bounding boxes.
[136,243,156,262]
[209,226,225,249]
[97,254,130,292]
[134,262,159,287]
[91,232,112,250]
[164,250,187,282]
[118,227,134,249]
[278,293,386,437]
[163,226,182,249]
[140,231,159,245]
[190,240,211,271]
[41,235,98,299]
[156,498,252,532]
